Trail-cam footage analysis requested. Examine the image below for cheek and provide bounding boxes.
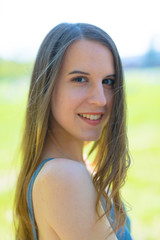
[51,87,85,118]
[105,90,114,110]
[58,87,87,109]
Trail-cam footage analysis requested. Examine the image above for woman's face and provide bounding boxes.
[51,39,115,142]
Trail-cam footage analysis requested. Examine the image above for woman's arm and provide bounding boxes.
[33,159,117,240]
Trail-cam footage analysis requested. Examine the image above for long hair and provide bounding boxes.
[14,22,131,239]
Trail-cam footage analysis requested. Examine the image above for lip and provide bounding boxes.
[78,112,104,115]
[77,113,104,126]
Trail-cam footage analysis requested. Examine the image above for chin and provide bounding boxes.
[81,133,102,142]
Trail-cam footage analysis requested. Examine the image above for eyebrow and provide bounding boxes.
[106,74,116,78]
[68,70,116,78]
[68,70,90,75]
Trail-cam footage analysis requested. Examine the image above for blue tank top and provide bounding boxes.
[27,158,132,240]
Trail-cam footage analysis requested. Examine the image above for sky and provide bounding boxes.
[0,0,160,61]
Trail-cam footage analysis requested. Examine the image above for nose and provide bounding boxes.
[87,83,107,106]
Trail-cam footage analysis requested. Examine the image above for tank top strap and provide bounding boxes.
[101,195,132,240]
[27,158,55,240]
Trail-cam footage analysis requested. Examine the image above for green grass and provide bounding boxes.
[0,58,32,82]
[0,66,160,239]
[122,68,160,240]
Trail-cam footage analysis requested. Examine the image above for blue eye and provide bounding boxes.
[102,78,115,87]
[72,77,86,83]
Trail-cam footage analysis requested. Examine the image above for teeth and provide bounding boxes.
[79,114,102,120]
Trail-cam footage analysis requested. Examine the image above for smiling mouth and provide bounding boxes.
[78,113,103,120]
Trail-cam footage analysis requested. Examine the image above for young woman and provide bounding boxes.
[14,23,132,240]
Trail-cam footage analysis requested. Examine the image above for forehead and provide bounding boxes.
[60,39,115,74]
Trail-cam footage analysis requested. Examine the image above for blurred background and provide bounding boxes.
[0,0,160,239]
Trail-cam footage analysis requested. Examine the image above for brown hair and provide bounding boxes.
[14,22,131,239]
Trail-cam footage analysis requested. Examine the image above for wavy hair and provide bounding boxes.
[14,22,131,239]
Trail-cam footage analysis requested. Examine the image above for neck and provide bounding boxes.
[44,128,84,164]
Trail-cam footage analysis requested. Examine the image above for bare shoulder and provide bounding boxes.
[35,158,91,186]
[33,158,96,209]
[33,158,117,240]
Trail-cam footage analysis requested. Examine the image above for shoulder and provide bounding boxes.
[33,158,117,240]
[35,158,91,186]
[33,158,96,209]
[33,158,97,224]
[33,158,96,206]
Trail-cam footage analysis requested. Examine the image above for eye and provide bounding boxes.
[71,76,87,83]
[102,78,115,87]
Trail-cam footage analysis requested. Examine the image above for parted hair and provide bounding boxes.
[14,22,131,239]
